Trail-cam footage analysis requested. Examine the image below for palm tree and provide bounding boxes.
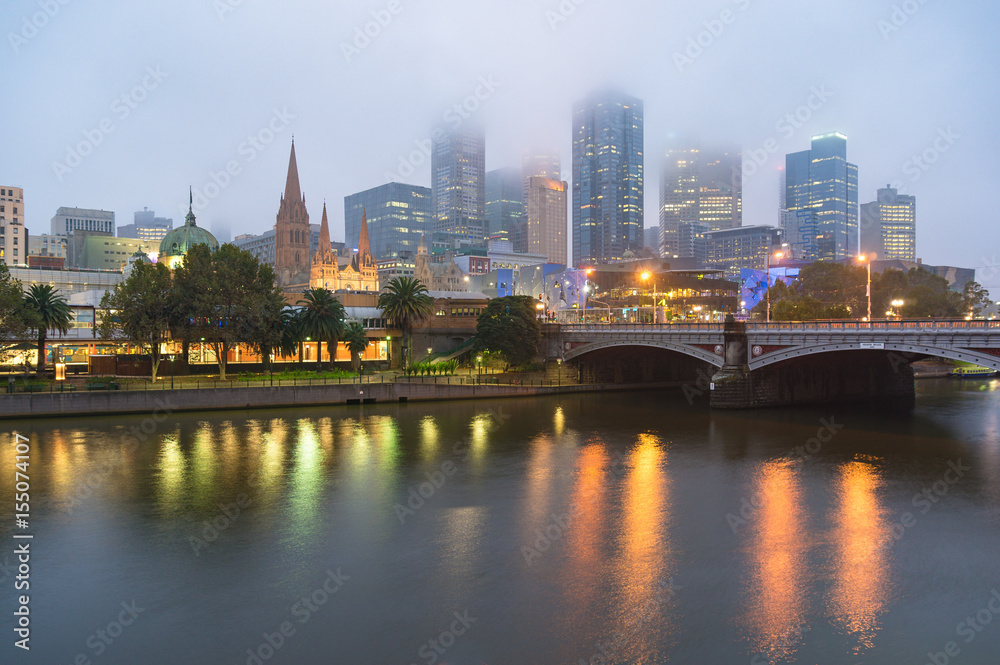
[23,285,72,374]
[297,288,346,369]
[343,322,370,373]
[277,307,304,367]
[377,277,433,370]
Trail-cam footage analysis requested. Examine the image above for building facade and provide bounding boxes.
[485,167,524,243]
[28,233,68,260]
[414,236,468,292]
[274,140,312,286]
[50,207,115,236]
[431,126,486,241]
[525,176,568,266]
[572,91,644,265]
[309,204,379,293]
[784,133,859,262]
[860,185,916,261]
[522,151,561,206]
[706,225,783,280]
[67,235,158,270]
[1,186,27,267]
[118,208,173,243]
[658,145,742,259]
[344,182,432,261]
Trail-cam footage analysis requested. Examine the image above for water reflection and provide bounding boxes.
[828,459,892,653]
[563,442,610,614]
[741,460,810,662]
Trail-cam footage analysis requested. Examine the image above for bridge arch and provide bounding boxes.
[749,342,1000,372]
[564,341,725,368]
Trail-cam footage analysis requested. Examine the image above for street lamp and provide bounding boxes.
[476,354,483,382]
[765,251,784,323]
[890,299,904,319]
[857,254,872,321]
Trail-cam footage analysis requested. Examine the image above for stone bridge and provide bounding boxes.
[544,319,1000,409]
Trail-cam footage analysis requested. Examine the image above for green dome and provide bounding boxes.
[160,192,219,267]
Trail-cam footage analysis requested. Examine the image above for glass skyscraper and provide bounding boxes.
[783,133,858,262]
[572,91,644,265]
[431,126,486,241]
[485,167,524,242]
[344,182,432,261]
[860,185,916,261]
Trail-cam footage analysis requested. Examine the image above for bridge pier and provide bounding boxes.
[711,318,915,409]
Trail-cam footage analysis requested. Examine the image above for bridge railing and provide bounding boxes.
[550,319,1000,333]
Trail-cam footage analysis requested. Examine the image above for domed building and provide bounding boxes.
[159,189,219,269]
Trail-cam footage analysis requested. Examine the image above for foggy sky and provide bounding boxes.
[4,0,998,289]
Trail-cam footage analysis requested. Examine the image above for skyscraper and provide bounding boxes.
[860,185,916,261]
[118,208,173,243]
[50,207,115,236]
[345,182,432,261]
[658,144,742,259]
[572,91,643,265]
[521,150,561,205]
[525,176,568,266]
[0,185,27,267]
[485,168,524,243]
[274,139,312,286]
[431,126,486,241]
[783,133,858,262]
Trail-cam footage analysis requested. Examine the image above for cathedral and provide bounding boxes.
[274,140,378,294]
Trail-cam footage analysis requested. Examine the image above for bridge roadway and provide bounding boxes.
[548,319,1000,372]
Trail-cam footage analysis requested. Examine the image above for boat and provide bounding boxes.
[950,365,998,378]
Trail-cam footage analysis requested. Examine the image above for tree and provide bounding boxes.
[0,264,32,367]
[474,295,542,367]
[962,281,992,318]
[273,307,303,368]
[377,277,433,369]
[298,288,346,369]
[98,261,173,381]
[172,243,284,380]
[343,322,370,373]
[23,284,72,373]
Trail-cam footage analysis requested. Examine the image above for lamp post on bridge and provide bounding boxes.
[765,250,785,323]
[857,254,872,322]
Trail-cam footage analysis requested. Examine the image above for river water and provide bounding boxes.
[2,379,999,664]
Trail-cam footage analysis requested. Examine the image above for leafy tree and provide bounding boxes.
[343,322,370,373]
[962,281,992,317]
[474,295,541,367]
[276,307,304,367]
[0,264,32,367]
[98,261,173,380]
[298,288,346,369]
[172,243,284,380]
[377,277,433,369]
[23,284,72,373]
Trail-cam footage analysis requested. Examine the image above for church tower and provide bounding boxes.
[274,139,311,286]
[310,202,339,289]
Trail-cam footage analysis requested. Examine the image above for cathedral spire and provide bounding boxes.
[316,201,333,264]
[358,208,372,263]
[185,186,196,226]
[284,139,302,203]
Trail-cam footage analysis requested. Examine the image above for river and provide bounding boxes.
[2,378,999,664]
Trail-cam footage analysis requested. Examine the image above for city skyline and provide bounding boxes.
[3,0,997,285]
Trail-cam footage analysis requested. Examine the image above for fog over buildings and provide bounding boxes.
[3,0,998,284]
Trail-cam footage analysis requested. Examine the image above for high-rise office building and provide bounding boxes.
[522,151,561,205]
[860,186,916,262]
[485,168,524,243]
[344,182,432,261]
[525,176,568,266]
[784,133,858,261]
[677,222,709,267]
[706,225,783,280]
[659,144,742,259]
[572,91,643,265]
[118,208,173,243]
[1,186,27,267]
[431,126,486,241]
[50,207,115,236]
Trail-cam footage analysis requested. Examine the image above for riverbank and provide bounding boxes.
[0,380,682,420]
